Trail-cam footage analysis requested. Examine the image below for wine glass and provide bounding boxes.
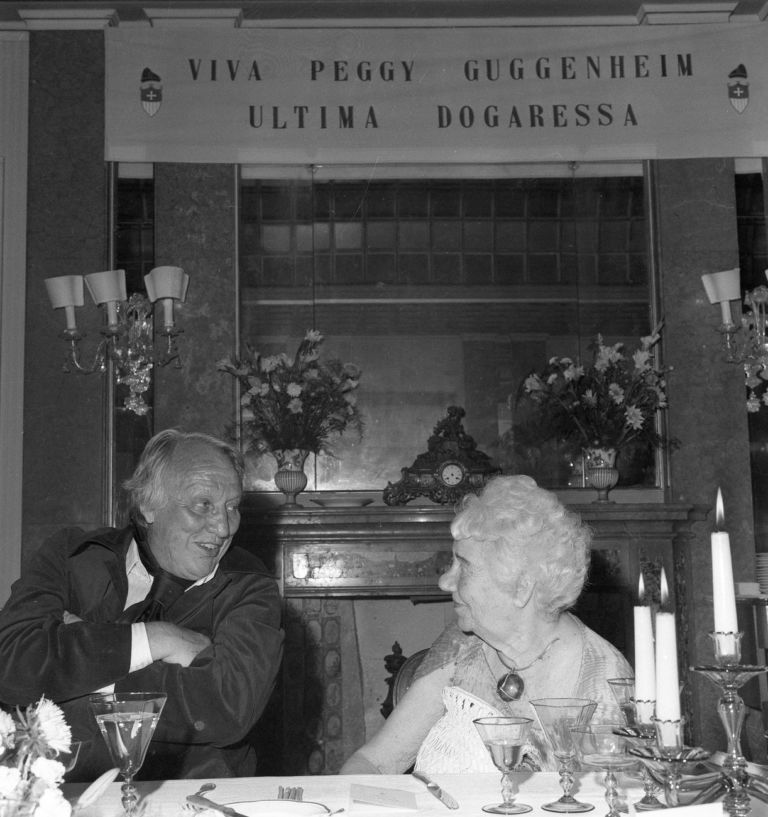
[473,716,534,814]
[88,692,167,816]
[607,678,664,811]
[530,698,597,813]
[606,679,637,727]
[569,725,636,817]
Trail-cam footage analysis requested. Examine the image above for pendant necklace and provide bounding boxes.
[495,637,560,702]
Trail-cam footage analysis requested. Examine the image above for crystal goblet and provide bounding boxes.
[474,716,534,814]
[530,698,597,813]
[88,692,167,817]
[570,724,636,817]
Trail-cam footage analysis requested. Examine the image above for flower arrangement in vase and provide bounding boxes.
[217,330,363,504]
[514,327,676,499]
[0,697,75,817]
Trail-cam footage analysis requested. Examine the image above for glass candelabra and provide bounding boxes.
[625,715,714,810]
[607,678,664,810]
[58,294,183,416]
[691,631,768,817]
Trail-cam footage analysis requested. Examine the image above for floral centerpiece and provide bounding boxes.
[0,698,73,817]
[515,329,676,492]
[217,331,363,488]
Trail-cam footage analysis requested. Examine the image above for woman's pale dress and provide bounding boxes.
[414,614,633,773]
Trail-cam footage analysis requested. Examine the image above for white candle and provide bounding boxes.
[162,298,175,329]
[654,569,681,722]
[64,305,78,332]
[106,300,119,327]
[720,300,734,327]
[712,488,738,634]
[633,574,655,722]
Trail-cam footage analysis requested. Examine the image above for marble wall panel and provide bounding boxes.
[23,31,107,559]
[153,163,238,437]
[653,158,755,750]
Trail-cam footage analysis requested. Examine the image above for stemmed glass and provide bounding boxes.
[474,716,534,814]
[88,692,167,817]
[530,698,597,813]
[570,724,636,817]
[607,678,664,811]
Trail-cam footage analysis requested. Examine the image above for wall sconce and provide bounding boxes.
[45,266,189,416]
[702,266,768,412]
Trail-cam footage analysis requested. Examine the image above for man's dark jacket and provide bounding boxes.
[0,526,284,781]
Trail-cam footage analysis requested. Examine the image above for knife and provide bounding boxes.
[186,794,251,817]
[412,771,459,809]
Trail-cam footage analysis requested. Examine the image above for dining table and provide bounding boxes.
[64,770,746,817]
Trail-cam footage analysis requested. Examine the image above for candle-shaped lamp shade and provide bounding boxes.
[84,270,127,327]
[633,574,655,723]
[45,275,85,331]
[145,266,189,329]
[654,568,681,723]
[701,268,740,327]
[712,488,738,635]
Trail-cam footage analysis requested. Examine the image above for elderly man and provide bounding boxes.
[0,429,283,781]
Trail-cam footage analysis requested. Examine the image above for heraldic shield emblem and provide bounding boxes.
[728,63,749,114]
[140,67,162,117]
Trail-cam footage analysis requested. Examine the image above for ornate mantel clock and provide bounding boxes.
[383,406,501,506]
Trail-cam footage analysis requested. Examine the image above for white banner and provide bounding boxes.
[105,24,768,164]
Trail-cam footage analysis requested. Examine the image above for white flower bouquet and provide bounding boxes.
[217,330,363,455]
[516,329,674,452]
[0,698,73,817]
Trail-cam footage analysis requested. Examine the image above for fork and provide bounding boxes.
[277,787,303,801]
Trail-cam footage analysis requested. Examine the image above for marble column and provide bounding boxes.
[652,158,756,750]
[23,31,107,558]
[153,163,239,437]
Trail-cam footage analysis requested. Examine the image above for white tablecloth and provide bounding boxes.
[64,771,703,817]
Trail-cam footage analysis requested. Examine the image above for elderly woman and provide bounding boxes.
[340,475,631,774]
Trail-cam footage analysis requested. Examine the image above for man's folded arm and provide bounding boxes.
[117,572,283,747]
[0,537,133,703]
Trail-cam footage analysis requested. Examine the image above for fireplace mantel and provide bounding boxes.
[235,497,696,602]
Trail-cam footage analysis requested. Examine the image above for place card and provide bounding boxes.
[349,784,418,811]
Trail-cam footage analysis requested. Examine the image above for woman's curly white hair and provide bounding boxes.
[450,474,591,619]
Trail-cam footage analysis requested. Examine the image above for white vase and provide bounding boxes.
[584,447,619,503]
[273,448,310,506]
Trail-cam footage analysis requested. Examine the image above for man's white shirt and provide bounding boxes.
[95,538,218,692]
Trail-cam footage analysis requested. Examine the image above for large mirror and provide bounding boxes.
[236,164,658,494]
